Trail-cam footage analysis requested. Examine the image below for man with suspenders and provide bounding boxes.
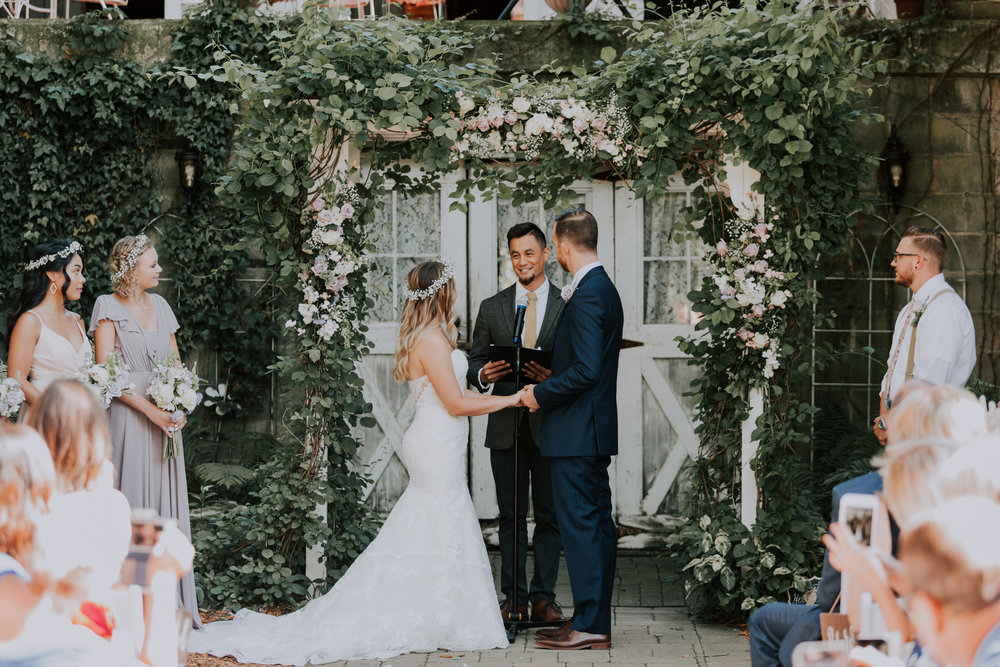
[873,226,975,444]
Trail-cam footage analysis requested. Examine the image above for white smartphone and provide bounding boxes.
[791,641,849,667]
[838,493,881,548]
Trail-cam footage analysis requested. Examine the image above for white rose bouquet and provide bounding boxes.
[0,361,26,422]
[147,353,202,459]
[77,351,133,409]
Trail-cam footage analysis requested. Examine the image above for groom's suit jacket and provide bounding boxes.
[533,266,623,458]
[467,281,565,449]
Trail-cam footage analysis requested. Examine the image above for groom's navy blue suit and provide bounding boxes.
[533,265,623,635]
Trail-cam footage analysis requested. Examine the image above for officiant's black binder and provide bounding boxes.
[488,344,551,370]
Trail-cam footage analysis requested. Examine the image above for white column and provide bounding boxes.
[741,388,763,529]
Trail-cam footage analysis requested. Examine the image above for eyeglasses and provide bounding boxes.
[892,252,921,259]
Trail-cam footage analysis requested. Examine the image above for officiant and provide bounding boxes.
[467,222,567,625]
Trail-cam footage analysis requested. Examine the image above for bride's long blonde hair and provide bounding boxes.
[393,261,458,382]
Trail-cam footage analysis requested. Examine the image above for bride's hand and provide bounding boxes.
[512,385,533,407]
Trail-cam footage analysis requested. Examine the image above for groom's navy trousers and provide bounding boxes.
[534,266,623,636]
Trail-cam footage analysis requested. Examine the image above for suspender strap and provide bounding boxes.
[905,288,954,378]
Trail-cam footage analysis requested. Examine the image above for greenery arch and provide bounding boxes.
[203,1,884,616]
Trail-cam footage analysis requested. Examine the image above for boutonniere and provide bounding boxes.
[911,302,927,327]
[561,284,575,302]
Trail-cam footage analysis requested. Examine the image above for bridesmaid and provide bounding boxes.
[90,234,201,628]
[7,240,90,419]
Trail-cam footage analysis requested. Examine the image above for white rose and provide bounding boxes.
[753,333,770,349]
[180,388,198,412]
[457,94,475,116]
[318,228,343,245]
[93,366,110,386]
[524,113,554,136]
[770,291,788,308]
[512,96,530,114]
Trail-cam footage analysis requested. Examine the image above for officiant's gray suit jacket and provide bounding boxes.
[467,282,565,449]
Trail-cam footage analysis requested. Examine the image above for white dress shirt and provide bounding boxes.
[880,272,976,403]
[515,278,549,349]
[572,261,603,291]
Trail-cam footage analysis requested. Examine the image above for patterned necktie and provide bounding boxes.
[524,291,537,349]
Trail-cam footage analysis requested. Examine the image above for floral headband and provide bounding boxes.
[403,261,454,302]
[111,235,152,285]
[24,241,83,272]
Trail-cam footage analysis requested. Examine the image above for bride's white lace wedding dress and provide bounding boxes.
[188,349,508,665]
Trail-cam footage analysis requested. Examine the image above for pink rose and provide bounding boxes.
[505,110,517,124]
[750,304,765,317]
[573,118,589,135]
[340,203,354,218]
[591,116,607,131]
[489,115,504,129]
[754,260,768,273]
[317,209,335,225]
[737,327,751,342]
[744,243,759,258]
[561,285,575,301]
[312,197,326,212]
[476,118,490,132]
[716,240,728,256]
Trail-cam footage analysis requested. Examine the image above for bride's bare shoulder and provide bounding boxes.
[413,328,451,356]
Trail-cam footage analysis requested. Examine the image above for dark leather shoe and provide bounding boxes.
[535,619,572,639]
[531,599,567,623]
[535,630,611,650]
[499,599,527,623]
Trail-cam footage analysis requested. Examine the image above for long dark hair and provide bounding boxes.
[10,240,79,334]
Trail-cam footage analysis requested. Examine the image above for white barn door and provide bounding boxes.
[614,180,706,519]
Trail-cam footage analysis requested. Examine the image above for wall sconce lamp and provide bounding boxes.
[880,125,909,214]
[176,150,200,196]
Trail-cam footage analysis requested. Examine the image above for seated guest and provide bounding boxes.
[900,496,1000,667]
[0,423,56,642]
[749,382,986,666]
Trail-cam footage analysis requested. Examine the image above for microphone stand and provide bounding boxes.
[504,321,564,641]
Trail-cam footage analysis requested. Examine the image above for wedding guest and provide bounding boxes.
[899,496,1000,667]
[0,423,55,642]
[90,234,200,627]
[873,227,974,445]
[6,240,89,419]
[27,379,132,612]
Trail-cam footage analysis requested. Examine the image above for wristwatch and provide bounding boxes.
[876,416,887,431]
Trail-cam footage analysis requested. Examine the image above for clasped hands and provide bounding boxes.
[479,360,544,412]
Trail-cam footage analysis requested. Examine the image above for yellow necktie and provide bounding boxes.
[524,291,537,349]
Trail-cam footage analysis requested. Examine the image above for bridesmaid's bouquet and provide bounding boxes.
[147,354,202,459]
[0,362,26,422]
[77,351,133,409]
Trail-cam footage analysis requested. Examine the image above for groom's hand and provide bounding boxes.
[522,361,551,383]
[522,385,540,412]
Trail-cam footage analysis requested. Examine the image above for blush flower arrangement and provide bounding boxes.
[451,92,636,167]
[147,353,202,459]
[284,182,366,343]
[711,207,794,381]
[0,361,26,422]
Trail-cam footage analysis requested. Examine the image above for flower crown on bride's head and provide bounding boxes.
[403,260,454,302]
[24,241,82,272]
[111,235,151,286]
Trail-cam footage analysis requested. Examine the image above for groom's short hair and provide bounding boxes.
[507,222,546,249]
[554,209,598,251]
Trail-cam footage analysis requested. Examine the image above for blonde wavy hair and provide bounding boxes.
[0,423,56,563]
[28,380,111,494]
[393,261,457,382]
[110,235,154,298]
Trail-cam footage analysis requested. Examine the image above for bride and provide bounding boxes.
[189,260,522,664]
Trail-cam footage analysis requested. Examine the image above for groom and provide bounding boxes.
[523,208,623,651]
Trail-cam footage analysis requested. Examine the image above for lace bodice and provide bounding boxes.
[409,348,468,407]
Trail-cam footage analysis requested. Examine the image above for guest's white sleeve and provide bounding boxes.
[911,296,976,387]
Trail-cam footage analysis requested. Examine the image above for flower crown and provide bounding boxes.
[111,235,151,285]
[403,261,454,302]
[24,241,83,272]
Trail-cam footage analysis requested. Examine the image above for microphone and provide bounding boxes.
[512,296,528,346]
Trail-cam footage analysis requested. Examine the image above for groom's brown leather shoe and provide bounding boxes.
[535,630,611,650]
[534,620,572,639]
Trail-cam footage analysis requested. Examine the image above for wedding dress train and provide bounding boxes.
[188,349,507,665]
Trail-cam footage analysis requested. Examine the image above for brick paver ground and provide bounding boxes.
[314,553,750,667]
